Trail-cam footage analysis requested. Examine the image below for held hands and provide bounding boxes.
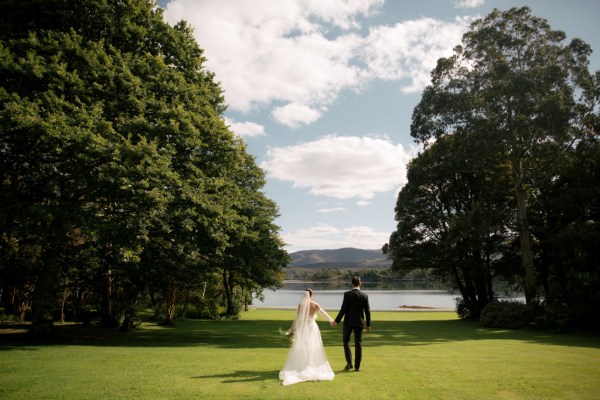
[330,321,338,327]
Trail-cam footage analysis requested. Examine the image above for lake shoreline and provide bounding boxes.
[255,286,460,310]
[250,306,456,312]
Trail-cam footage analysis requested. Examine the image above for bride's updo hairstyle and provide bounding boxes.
[305,288,313,297]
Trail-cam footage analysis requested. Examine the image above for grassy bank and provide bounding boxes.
[1,309,599,399]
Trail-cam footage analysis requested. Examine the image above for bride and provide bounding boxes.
[279,288,335,385]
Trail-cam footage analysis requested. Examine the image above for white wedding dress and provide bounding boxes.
[279,291,335,386]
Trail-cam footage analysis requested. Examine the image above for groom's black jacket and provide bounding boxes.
[335,288,371,327]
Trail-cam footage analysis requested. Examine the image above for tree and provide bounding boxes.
[385,131,513,318]
[1,0,286,334]
[532,130,600,329]
[213,149,288,317]
[0,28,176,333]
[410,7,593,307]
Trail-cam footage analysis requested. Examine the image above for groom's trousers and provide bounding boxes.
[343,325,364,369]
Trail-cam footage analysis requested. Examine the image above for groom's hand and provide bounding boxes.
[331,321,338,327]
[365,325,371,332]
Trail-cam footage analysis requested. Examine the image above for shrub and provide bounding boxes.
[534,300,573,332]
[480,300,529,329]
[455,298,471,320]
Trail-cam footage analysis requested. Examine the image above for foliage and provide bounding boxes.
[454,297,471,320]
[0,0,286,333]
[479,300,530,329]
[385,6,599,328]
[293,267,408,283]
[532,135,600,331]
[385,132,513,319]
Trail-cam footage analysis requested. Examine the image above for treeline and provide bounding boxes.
[286,268,429,282]
[384,8,600,330]
[0,0,288,335]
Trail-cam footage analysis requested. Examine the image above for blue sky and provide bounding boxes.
[161,0,600,253]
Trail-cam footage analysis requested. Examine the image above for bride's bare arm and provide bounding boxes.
[316,304,334,323]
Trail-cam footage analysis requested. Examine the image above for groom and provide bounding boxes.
[333,276,371,372]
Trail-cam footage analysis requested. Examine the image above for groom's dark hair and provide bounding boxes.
[352,276,361,287]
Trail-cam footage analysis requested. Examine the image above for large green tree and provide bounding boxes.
[0,0,287,334]
[532,129,600,329]
[385,131,513,318]
[0,16,177,333]
[215,151,288,316]
[410,7,594,306]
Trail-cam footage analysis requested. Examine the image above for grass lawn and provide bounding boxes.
[1,309,599,399]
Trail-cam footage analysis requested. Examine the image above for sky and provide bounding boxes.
[160,0,600,253]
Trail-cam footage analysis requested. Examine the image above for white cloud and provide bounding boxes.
[453,0,484,9]
[344,225,389,248]
[262,135,418,199]
[283,223,389,251]
[317,207,347,213]
[164,0,471,123]
[164,0,379,113]
[272,103,322,127]
[362,16,473,93]
[224,117,266,137]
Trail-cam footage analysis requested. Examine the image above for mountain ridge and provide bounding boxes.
[288,247,390,270]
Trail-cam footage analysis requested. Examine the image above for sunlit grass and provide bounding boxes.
[1,309,599,399]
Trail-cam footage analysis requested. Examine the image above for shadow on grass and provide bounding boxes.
[191,369,280,383]
[2,318,599,351]
[191,368,355,383]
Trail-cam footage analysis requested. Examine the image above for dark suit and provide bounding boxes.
[335,288,371,370]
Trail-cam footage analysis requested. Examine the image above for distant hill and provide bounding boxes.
[288,247,390,270]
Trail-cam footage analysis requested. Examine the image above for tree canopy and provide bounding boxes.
[0,0,288,334]
[385,7,599,327]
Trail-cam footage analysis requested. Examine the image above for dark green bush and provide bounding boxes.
[534,301,573,332]
[455,298,471,320]
[480,300,529,329]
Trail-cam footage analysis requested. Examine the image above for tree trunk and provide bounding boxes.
[512,158,537,307]
[241,287,253,312]
[15,287,32,323]
[60,286,68,323]
[484,242,495,302]
[100,263,115,327]
[163,286,176,325]
[71,287,84,322]
[222,270,235,317]
[30,252,61,336]
[17,298,30,323]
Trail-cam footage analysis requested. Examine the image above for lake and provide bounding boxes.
[252,281,460,311]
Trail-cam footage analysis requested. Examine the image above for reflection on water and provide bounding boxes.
[254,281,459,311]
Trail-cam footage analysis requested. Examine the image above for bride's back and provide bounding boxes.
[308,301,320,317]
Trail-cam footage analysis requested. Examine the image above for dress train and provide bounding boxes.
[279,308,335,385]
